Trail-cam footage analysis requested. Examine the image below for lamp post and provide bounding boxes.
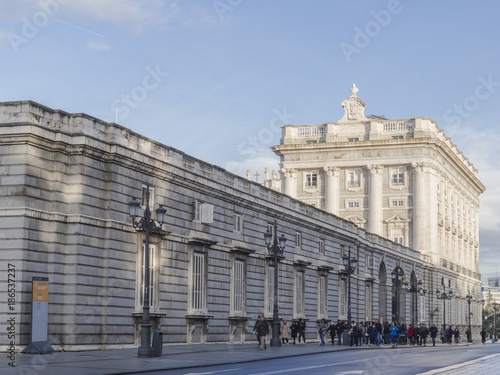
[391,267,404,322]
[435,286,453,333]
[493,302,498,343]
[341,246,357,325]
[264,220,287,347]
[128,185,167,358]
[466,294,472,342]
[405,279,424,326]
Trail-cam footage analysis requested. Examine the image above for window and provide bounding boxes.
[365,283,372,321]
[319,240,325,255]
[234,214,243,233]
[347,170,360,187]
[194,200,214,223]
[318,274,327,318]
[141,185,155,209]
[394,237,403,245]
[348,137,359,142]
[232,260,245,315]
[296,232,302,248]
[295,270,305,317]
[265,263,275,316]
[391,199,405,207]
[340,245,345,258]
[137,243,158,311]
[392,136,403,140]
[391,168,405,185]
[347,200,361,209]
[190,252,207,313]
[305,172,318,188]
[339,277,347,319]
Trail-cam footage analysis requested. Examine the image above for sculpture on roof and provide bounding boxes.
[338,83,367,122]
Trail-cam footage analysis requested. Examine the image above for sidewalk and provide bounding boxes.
[1,340,475,375]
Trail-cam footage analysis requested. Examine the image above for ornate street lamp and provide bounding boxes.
[391,267,404,322]
[341,245,357,325]
[128,185,166,358]
[264,220,287,347]
[436,286,453,333]
[405,279,424,326]
[466,294,473,342]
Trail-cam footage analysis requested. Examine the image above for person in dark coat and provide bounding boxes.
[327,322,336,345]
[253,315,262,345]
[290,321,299,344]
[298,318,307,344]
[420,324,429,346]
[255,315,269,350]
[336,320,345,345]
[369,323,377,346]
[480,327,487,344]
[375,321,383,346]
[429,324,438,346]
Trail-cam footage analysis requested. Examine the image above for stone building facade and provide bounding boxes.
[0,99,482,351]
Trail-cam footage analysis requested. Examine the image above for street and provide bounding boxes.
[142,344,500,375]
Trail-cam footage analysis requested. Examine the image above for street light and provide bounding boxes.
[405,279,424,326]
[493,302,498,343]
[466,294,473,342]
[435,286,453,334]
[128,185,166,358]
[264,220,287,347]
[391,267,404,322]
[341,245,357,325]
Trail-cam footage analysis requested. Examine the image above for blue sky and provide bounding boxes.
[1,0,499,281]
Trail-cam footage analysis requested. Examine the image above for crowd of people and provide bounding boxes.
[253,315,470,349]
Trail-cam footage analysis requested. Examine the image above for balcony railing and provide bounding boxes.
[383,119,414,132]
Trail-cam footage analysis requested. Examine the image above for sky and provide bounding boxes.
[0,0,499,282]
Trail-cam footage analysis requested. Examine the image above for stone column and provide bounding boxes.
[324,166,340,215]
[282,168,297,198]
[368,165,383,236]
[413,163,425,253]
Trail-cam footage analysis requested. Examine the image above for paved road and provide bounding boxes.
[139,344,500,375]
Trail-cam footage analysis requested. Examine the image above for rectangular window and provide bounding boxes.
[365,283,372,321]
[295,270,305,317]
[339,277,346,319]
[348,137,359,142]
[296,232,302,248]
[394,237,403,244]
[234,214,243,233]
[391,199,405,207]
[348,200,360,208]
[319,240,325,255]
[138,243,157,311]
[347,170,360,187]
[392,135,403,140]
[305,172,318,188]
[194,200,214,223]
[190,252,206,313]
[266,264,275,316]
[318,274,327,318]
[392,168,405,185]
[232,260,245,314]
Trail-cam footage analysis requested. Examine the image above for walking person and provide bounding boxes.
[290,321,298,344]
[255,315,269,350]
[369,323,377,346]
[253,315,262,346]
[383,322,391,344]
[420,324,429,346]
[375,321,383,346]
[453,327,460,344]
[480,327,487,345]
[336,320,345,345]
[430,324,438,346]
[408,324,414,345]
[447,326,453,344]
[298,318,307,344]
[327,322,336,345]
[317,318,328,346]
[390,322,399,347]
[281,319,289,345]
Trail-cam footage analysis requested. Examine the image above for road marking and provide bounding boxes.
[416,353,500,374]
[183,369,241,375]
[249,355,389,375]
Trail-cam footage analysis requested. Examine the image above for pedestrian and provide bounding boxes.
[349,321,357,347]
[408,324,414,345]
[317,319,328,346]
[281,319,289,345]
[298,318,307,344]
[414,324,421,345]
[369,323,377,346]
[255,315,269,350]
[447,326,453,344]
[355,323,363,346]
[420,324,429,346]
[480,327,487,345]
[429,324,438,346]
[375,320,383,346]
[390,322,399,347]
[336,320,345,345]
[327,322,336,345]
[453,327,460,344]
[290,321,298,344]
[384,322,391,344]
[253,315,262,346]
[465,329,470,343]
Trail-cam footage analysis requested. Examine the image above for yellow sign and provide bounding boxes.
[33,280,49,301]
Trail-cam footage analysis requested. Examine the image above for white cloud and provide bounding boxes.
[87,40,111,51]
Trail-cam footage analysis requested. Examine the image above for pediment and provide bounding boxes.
[384,214,411,223]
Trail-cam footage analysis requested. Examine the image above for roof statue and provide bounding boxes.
[338,83,367,123]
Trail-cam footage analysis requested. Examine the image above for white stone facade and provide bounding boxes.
[0,100,483,351]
